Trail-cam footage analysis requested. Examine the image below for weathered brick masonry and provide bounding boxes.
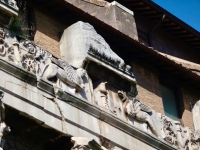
[181,88,200,129]
[131,62,164,114]
[34,8,66,58]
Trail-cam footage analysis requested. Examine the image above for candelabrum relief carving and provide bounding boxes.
[93,81,126,118]
[93,81,109,110]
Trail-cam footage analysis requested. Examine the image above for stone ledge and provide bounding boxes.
[0,57,176,150]
[0,2,18,16]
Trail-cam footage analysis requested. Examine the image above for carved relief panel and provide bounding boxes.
[0,28,87,96]
[1,21,200,150]
[93,81,126,119]
[192,100,200,131]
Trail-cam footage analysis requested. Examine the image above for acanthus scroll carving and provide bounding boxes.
[0,29,87,94]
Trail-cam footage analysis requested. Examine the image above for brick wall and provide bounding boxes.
[180,88,200,129]
[34,8,67,58]
[131,61,200,130]
[131,62,164,114]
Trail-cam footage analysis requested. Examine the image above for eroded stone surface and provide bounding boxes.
[0,24,199,150]
[60,21,124,68]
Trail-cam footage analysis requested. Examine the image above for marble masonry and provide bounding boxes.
[0,20,199,149]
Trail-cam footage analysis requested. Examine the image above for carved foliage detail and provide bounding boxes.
[0,28,86,92]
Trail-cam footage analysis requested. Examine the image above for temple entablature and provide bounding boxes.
[0,22,199,150]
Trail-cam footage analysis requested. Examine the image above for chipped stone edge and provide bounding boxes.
[85,55,136,84]
[82,0,109,7]
[110,1,134,16]
[0,58,176,150]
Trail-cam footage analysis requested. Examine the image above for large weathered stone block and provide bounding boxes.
[67,1,138,41]
[60,21,124,68]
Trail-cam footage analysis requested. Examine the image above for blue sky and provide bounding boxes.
[152,0,200,32]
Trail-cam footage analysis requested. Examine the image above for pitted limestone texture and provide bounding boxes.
[60,21,124,69]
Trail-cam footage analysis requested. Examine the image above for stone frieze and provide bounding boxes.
[0,24,200,150]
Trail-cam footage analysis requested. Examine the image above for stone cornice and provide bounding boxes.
[87,49,135,80]
[0,1,18,15]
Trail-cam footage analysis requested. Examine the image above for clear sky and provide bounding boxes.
[152,0,200,32]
